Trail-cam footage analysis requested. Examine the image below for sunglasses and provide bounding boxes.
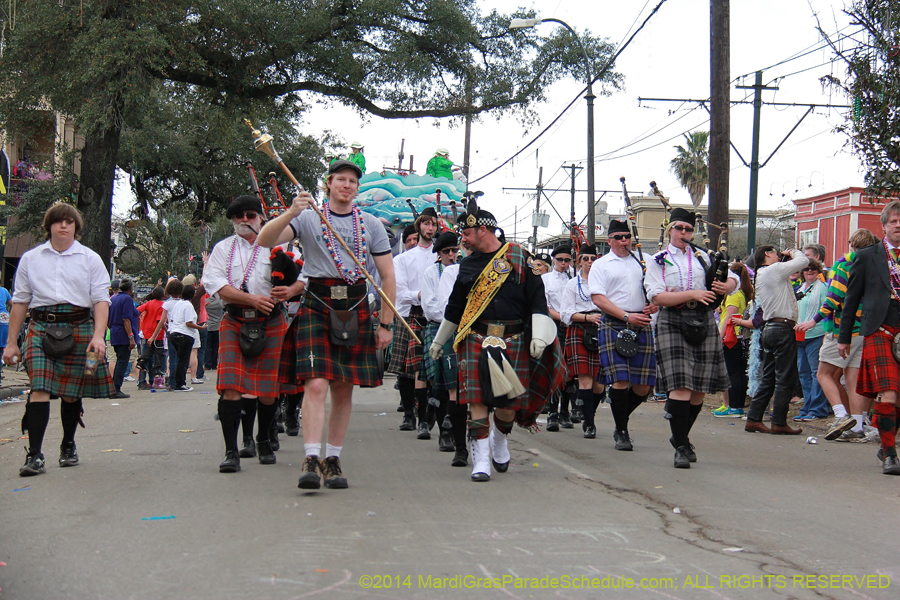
[802,267,818,272]
[440,247,459,255]
[555,257,572,263]
[581,255,597,261]
[672,225,694,233]
[235,211,259,220]
[611,234,632,241]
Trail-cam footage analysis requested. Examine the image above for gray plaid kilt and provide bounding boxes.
[422,321,457,390]
[24,304,116,399]
[598,318,655,387]
[655,306,728,394]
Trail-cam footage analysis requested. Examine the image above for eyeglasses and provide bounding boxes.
[440,248,459,255]
[581,255,597,261]
[672,225,694,233]
[611,234,632,241]
[235,211,259,220]
[555,257,572,263]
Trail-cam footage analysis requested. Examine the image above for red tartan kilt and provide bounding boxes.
[564,323,601,377]
[857,326,900,397]
[216,309,289,397]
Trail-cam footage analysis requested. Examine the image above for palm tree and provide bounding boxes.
[670,131,710,208]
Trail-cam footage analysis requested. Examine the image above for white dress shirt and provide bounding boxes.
[644,243,739,302]
[541,269,571,315]
[560,274,599,325]
[436,263,460,317]
[393,244,435,317]
[12,240,111,308]
[422,261,456,323]
[203,234,279,303]
[756,249,808,321]
[589,250,647,313]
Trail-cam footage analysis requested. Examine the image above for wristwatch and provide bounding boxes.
[379,322,394,332]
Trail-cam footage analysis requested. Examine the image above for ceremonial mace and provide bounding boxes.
[244,120,420,344]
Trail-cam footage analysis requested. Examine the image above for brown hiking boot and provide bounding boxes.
[297,455,321,490]
[321,456,349,489]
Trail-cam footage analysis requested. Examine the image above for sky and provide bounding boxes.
[114,0,864,244]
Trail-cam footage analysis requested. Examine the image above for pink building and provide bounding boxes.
[793,187,891,266]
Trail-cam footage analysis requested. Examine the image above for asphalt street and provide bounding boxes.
[0,373,897,600]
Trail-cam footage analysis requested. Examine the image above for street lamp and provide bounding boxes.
[510,17,596,243]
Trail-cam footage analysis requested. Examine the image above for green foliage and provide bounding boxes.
[670,131,710,208]
[822,1,900,197]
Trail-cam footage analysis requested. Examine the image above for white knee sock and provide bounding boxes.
[304,443,321,457]
[325,443,342,458]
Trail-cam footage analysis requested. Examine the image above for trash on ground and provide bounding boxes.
[141,516,176,521]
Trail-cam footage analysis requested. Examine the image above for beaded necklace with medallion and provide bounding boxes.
[227,237,262,293]
[322,204,367,284]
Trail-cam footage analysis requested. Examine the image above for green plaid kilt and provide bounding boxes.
[278,316,304,394]
[386,306,424,376]
[216,308,289,397]
[458,320,566,430]
[655,306,728,394]
[294,278,381,387]
[24,304,115,399]
[422,321,457,391]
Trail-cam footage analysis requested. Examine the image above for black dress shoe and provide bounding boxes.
[614,430,633,451]
[269,429,280,452]
[257,441,276,465]
[285,417,300,437]
[884,455,900,475]
[491,458,509,473]
[583,425,596,439]
[219,450,241,473]
[546,413,560,432]
[451,447,469,467]
[673,446,691,469]
[570,408,583,423]
[399,416,416,431]
[471,472,490,482]
[238,437,256,458]
[417,422,431,440]
[669,436,696,462]
[560,413,574,429]
[397,401,404,412]
[438,430,454,452]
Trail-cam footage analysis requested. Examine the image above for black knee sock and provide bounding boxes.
[256,400,277,443]
[218,399,242,453]
[608,387,631,432]
[435,390,450,431]
[60,399,83,444]
[688,402,703,429]
[241,397,257,439]
[414,387,429,422]
[398,377,416,418]
[448,400,468,449]
[577,389,596,426]
[666,399,692,448]
[627,388,649,416]
[560,385,573,414]
[286,392,303,423]
[24,401,50,455]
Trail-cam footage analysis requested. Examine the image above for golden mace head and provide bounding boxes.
[244,119,280,163]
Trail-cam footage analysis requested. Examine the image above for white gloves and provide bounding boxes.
[429,320,458,360]
[530,313,557,359]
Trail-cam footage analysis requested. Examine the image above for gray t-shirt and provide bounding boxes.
[205,296,224,331]
[289,208,391,279]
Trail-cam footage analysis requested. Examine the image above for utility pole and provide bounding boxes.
[562,164,583,240]
[463,73,473,179]
[737,71,779,255]
[709,0,730,243]
[531,167,543,253]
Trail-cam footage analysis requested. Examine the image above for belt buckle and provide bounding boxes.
[242,309,258,319]
[486,323,505,337]
[46,312,57,322]
[685,300,698,310]
[331,286,348,300]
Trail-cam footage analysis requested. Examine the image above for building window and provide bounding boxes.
[799,229,818,248]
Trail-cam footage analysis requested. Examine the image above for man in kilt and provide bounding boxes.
[560,243,607,439]
[644,208,738,468]
[203,195,296,473]
[840,200,900,475]
[389,208,439,437]
[421,230,466,463]
[429,200,564,482]
[258,159,395,490]
[3,202,115,476]
[542,245,576,430]
[590,221,658,450]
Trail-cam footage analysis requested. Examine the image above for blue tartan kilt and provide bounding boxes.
[422,321,457,391]
[598,318,656,387]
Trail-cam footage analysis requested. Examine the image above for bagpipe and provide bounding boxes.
[619,176,645,274]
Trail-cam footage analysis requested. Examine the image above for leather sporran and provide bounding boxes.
[680,316,709,346]
[42,325,75,359]
[328,309,359,347]
[582,325,599,352]
[238,322,267,357]
[614,328,639,357]
[892,332,900,365]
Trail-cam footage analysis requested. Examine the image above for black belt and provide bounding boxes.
[225,304,283,321]
[767,317,796,327]
[471,320,526,337]
[31,308,91,323]
[671,300,710,311]
[307,280,367,300]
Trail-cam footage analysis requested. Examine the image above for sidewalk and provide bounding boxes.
[0,363,31,401]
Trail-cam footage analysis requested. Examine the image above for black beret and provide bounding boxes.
[578,244,597,256]
[670,207,696,226]
[327,159,362,178]
[420,207,438,219]
[607,219,630,235]
[551,245,572,257]
[226,195,264,219]
[432,231,460,254]
[401,224,417,243]
[535,253,551,264]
